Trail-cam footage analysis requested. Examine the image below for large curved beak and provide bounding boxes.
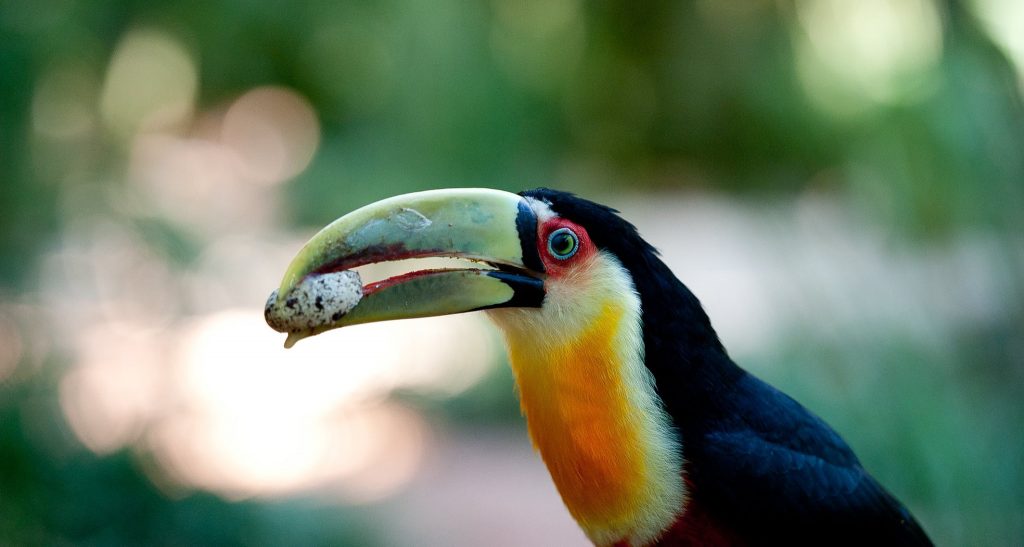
[267,188,545,346]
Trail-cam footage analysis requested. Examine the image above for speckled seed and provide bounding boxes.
[264,270,363,333]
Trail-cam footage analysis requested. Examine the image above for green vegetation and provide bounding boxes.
[2,1,1022,544]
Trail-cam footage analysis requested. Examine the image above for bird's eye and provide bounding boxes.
[546,228,579,260]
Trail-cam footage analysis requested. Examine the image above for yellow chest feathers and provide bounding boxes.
[488,253,685,547]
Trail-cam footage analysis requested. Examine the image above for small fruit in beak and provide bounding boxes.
[264,270,364,346]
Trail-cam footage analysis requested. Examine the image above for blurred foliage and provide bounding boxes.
[2,0,1023,545]
[0,374,379,546]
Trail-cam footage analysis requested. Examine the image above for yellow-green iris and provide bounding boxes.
[547,228,579,260]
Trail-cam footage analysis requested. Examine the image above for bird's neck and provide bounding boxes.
[629,253,744,426]
[488,252,686,547]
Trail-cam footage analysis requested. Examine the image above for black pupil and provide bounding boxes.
[552,232,574,255]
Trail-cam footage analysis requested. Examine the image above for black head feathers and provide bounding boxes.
[518,188,661,265]
[519,187,729,390]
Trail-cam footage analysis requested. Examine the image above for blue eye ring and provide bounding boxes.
[546,227,579,260]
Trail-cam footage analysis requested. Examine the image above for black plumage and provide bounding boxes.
[520,188,931,545]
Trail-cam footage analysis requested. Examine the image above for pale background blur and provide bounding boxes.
[1,1,1023,545]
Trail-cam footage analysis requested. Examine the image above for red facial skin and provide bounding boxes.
[537,218,596,277]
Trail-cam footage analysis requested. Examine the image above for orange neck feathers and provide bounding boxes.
[488,252,685,546]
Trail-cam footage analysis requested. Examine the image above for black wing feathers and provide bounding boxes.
[694,374,932,544]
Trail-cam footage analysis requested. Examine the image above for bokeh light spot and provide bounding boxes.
[59,324,165,454]
[969,0,1024,89]
[795,0,942,114]
[100,29,197,136]
[221,86,321,186]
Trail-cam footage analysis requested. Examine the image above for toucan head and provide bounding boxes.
[268,188,710,545]
[269,188,672,340]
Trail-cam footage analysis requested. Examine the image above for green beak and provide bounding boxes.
[267,188,545,346]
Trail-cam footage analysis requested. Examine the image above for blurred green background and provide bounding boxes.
[2,1,1023,545]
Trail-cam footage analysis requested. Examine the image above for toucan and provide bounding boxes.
[267,188,932,546]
